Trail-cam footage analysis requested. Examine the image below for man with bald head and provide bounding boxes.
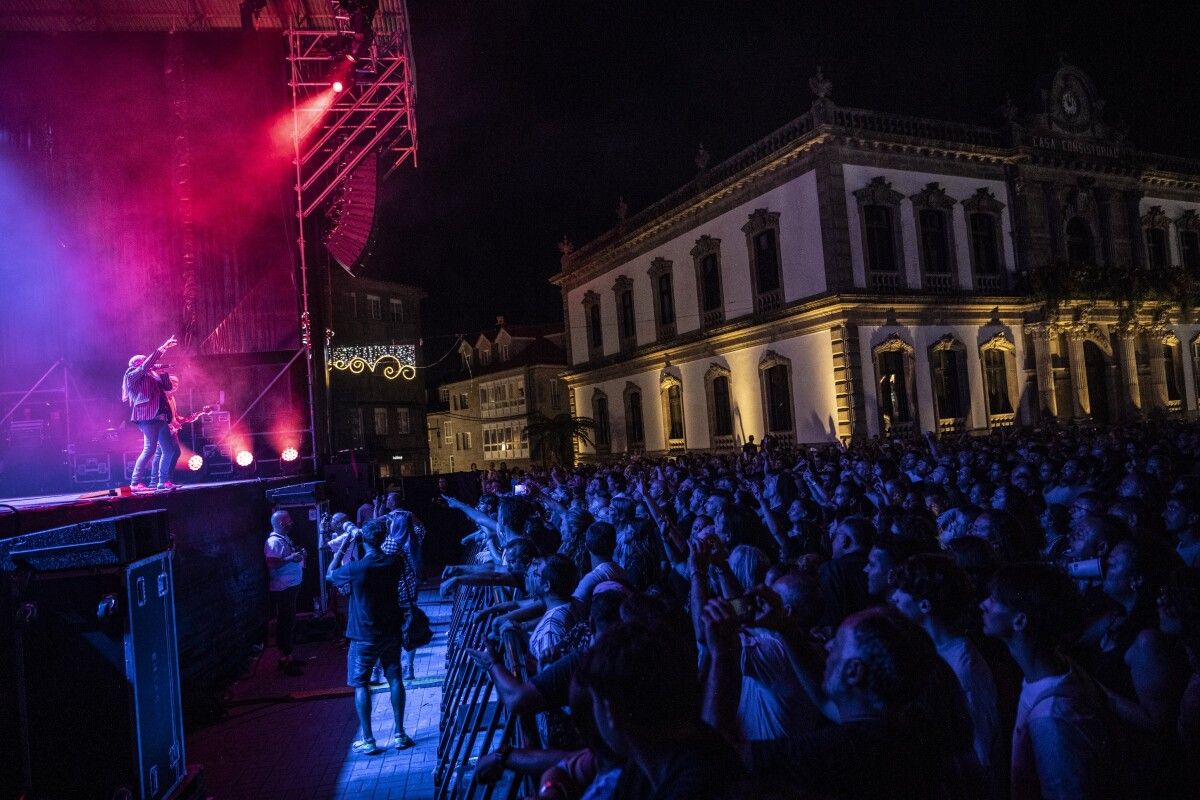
[264,509,306,675]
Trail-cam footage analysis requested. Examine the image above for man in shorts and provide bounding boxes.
[327,517,416,754]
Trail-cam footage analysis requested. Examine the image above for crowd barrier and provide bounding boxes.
[434,582,537,800]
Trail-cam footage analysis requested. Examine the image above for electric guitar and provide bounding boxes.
[170,405,213,434]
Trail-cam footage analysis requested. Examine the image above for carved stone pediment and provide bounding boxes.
[963,188,1006,215]
[909,182,957,210]
[930,334,965,353]
[648,257,673,278]
[980,331,1016,353]
[873,333,914,355]
[612,274,633,293]
[742,208,781,236]
[853,176,904,207]
[690,235,722,260]
[1141,205,1171,229]
[758,349,790,370]
[1177,210,1200,232]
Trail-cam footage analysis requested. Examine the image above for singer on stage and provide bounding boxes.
[122,334,178,492]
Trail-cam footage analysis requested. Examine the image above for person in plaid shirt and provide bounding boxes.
[381,504,425,680]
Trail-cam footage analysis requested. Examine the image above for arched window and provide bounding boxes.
[1178,211,1200,273]
[660,372,686,450]
[592,391,611,452]
[1142,206,1171,270]
[612,275,636,352]
[910,182,958,293]
[854,177,905,291]
[704,365,735,449]
[623,383,645,450]
[962,188,1006,291]
[980,333,1019,427]
[873,335,918,435]
[691,236,725,328]
[582,290,603,358]
[759,351,794,439]
[743,209,784,312]
[864,206,898,273]
[970,214,1000,274]
[1066,217,1095,266]
[929,338,969,430]
[647,257,677,340]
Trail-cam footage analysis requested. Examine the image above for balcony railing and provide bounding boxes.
[754,287,784,313]
[935,417,965,434]
[700,308,724,329]
[974,273,1006,292]
[869,271,903,292]
[923,273,956,294]
[711,434,736,451]
[667,437,688,452]
[988,412,1016,429]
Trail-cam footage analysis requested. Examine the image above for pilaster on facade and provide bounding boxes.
[1025,323,1059,421]
[829,323,867,442]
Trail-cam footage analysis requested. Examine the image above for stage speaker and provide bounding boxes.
[3,513,185,800]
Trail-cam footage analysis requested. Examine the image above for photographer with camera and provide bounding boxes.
[327,517,415,755]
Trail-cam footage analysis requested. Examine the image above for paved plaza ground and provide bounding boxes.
[189,590,450,800]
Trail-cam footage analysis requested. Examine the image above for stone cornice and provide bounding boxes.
[552,107,1200,294]
[559,292,1036,385]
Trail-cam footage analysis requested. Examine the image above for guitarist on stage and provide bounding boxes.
[151,375,212,491]
[123,334,178,493]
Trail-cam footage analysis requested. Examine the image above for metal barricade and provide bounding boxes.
[434,584,537,800]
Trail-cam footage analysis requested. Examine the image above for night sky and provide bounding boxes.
[366,1,1199,342]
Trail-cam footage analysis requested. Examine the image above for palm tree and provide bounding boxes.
[523,412,597,466]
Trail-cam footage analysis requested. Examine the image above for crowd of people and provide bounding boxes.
[434,421,1200,800]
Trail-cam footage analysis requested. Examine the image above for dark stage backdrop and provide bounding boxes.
[0,31,300,392]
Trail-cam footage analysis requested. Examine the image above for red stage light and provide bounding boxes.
[332,80,345,93]
[281,447,299,463]
[236,450,254,467]
[188,454,204,472]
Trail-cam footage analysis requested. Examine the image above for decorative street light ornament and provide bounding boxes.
[328,344,418,380]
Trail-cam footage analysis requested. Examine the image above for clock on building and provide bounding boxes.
[1061,90,1079,118]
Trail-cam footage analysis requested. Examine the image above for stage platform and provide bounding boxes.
[0,477,311,539]
[0,475,321,722]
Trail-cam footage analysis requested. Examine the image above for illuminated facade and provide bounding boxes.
[553,62,1200,459]
[427,319,568,474]
[328,273,428,476]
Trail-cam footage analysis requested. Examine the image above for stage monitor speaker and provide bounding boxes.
[10,550,186,800]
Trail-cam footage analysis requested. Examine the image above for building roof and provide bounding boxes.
[0,0,412,32]
[552,63,1200,285]
[433,321,566,390]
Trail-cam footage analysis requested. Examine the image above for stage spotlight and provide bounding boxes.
[235,450,254,467]
[188,454,204,472]
[281,447,299,463]
[332,80,346,93]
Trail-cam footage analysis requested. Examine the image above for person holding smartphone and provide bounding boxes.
[264,509,306,676]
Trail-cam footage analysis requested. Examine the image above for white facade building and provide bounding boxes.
[553,63,1200,459]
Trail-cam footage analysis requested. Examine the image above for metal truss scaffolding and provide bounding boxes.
[285,5,418,461]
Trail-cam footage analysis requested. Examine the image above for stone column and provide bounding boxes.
[1066,332,1091,419]
[1115,328,1141,416]
[1148,338,1170,409]
[1029,326,1058,420]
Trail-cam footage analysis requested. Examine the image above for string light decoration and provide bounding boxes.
[327,344,418,380]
